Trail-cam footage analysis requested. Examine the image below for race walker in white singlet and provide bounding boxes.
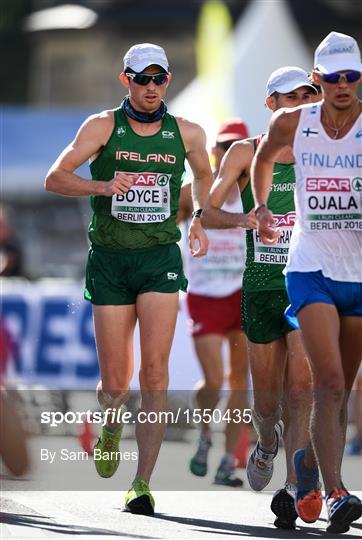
[186,195,246,297]
[289,102,362,282]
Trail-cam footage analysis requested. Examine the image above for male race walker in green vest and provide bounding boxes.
[45,43,213,515]
[202,67,321,529]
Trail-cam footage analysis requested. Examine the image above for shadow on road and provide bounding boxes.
[0,511,153,538]
[155,513,360,538]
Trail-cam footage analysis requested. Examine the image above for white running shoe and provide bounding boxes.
[247,420,284,491]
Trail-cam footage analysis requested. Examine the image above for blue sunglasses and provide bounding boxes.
[318,70,361,84]
[126,72,168,86]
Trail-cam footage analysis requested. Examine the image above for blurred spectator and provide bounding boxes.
[308,72,323,102]
[0,387,29,476]
[0,317,18,381]
[0,205,23,276]
[178,119,250,487]
[0,291,28,476]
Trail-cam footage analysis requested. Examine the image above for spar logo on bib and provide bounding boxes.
[273,212,295,228]
[352,177,362,192]
[306,177,350,192]
[156,175,169,186]
[133,173,170,187]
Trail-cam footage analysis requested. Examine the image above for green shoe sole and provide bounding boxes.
[190,458,207,477]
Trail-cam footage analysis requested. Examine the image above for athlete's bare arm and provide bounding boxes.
[251,108,300,240]
[177,118,214,257]
[176,182,193,224]
[201,140,256,229]
[45,111,135,197]
[177,118,213,209]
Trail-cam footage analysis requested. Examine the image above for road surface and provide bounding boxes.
[1,435,361,539]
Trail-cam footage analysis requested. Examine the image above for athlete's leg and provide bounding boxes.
[284,330,323,524]
[249,338,286,448]
[325,318,362,533]
[284,330,313,484]
[193,334,224,433]
[225,329,248,453]
[337,316,362,479]
[93,304,137,428]
[267,336,307,532]
[189,334,224,476]
[92,305,137,479]
[211,330,248,487]
[346,375,362,455]
[297,302,345,493]
[135,291,179,483]
[246,338,286,492]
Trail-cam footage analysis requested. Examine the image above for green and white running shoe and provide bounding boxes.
[214,455,244,487]
[189,433,212,477]
[124,479,155,516]
[93,423,124,478]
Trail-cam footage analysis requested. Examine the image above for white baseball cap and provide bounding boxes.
[266,66,316,97]
[123,43,169,73]
[314,31,362,74]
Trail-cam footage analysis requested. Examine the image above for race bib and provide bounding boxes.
[304,177,362,231]
[111,171,171,223]
[253,212,295,265]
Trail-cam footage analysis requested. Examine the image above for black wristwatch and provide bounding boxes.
[191,209,203,218]
[255,204,267,216]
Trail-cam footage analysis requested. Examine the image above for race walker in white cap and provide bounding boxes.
[45,42,214,515]
[266,66,317,97]
[123,43,169,74]
[314,31,362,74]
[251,31,362,534]
[179,119,250,489]
[202,66,317,530]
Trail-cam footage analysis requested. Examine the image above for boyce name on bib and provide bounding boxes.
[112,171,171,223]
[253,211,295,265]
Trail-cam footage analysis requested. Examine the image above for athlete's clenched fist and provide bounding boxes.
[104,172,136,196]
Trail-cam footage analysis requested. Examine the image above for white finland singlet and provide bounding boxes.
[187,194,246,297]
[287,102,362,283]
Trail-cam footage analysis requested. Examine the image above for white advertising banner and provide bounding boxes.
[1,279,201,390]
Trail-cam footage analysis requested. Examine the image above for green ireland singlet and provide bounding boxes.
[241,159,296,292]
[88,107,186,249]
